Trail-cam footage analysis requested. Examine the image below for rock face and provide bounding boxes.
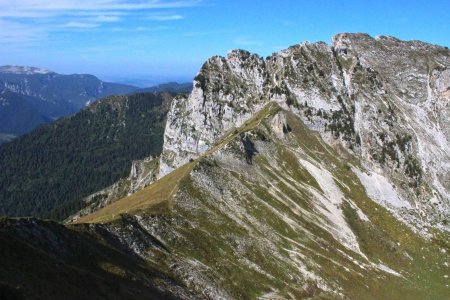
[160,33,450,228]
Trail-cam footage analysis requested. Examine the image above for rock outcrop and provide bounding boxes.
[160,33,450,228]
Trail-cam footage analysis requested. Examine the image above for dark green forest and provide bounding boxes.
[0,92,173,220]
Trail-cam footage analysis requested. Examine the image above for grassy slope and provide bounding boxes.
[74,103,449,299]
[76,103,280,224]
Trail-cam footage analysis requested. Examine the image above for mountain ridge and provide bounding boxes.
[159,32,450,231]
[1,33,449,299]
[0,65,51,75]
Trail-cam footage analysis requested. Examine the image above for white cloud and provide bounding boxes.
[0,0,201,49]
[147,14,183,21]
[96,15,120,22]
[0,19,47,45]
[62,21,99,28]
[0,0,202,17]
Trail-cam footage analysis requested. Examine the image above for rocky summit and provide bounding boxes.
[1,33,449,299]
[160,33,450,229]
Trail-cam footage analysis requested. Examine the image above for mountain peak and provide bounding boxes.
[0,65,52,75]
[159,33,450,229]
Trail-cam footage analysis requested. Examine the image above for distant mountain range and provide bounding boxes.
[0,66,192,143]
[0,65,137,142]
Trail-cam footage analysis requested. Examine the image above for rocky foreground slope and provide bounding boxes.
[1,33,449,299]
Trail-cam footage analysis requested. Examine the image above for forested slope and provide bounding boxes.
[0,92,173,220]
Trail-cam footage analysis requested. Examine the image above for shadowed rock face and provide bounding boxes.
[160,33,450,228]
[240,133,258,164]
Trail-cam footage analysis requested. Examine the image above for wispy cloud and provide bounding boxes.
[62,21,99,28]
[59,15,121,31]
[0,0,202,48]
[110,25,171,32]
[0,0,202,17]
[0,19,47,45]
[96,15,120,22]
[147,14,183,21]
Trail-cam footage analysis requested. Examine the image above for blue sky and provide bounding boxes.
[0,0,449,85]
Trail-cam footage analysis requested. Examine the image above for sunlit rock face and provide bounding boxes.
[160,33,450,228]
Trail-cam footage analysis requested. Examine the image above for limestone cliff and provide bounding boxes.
[160,33,450,229]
